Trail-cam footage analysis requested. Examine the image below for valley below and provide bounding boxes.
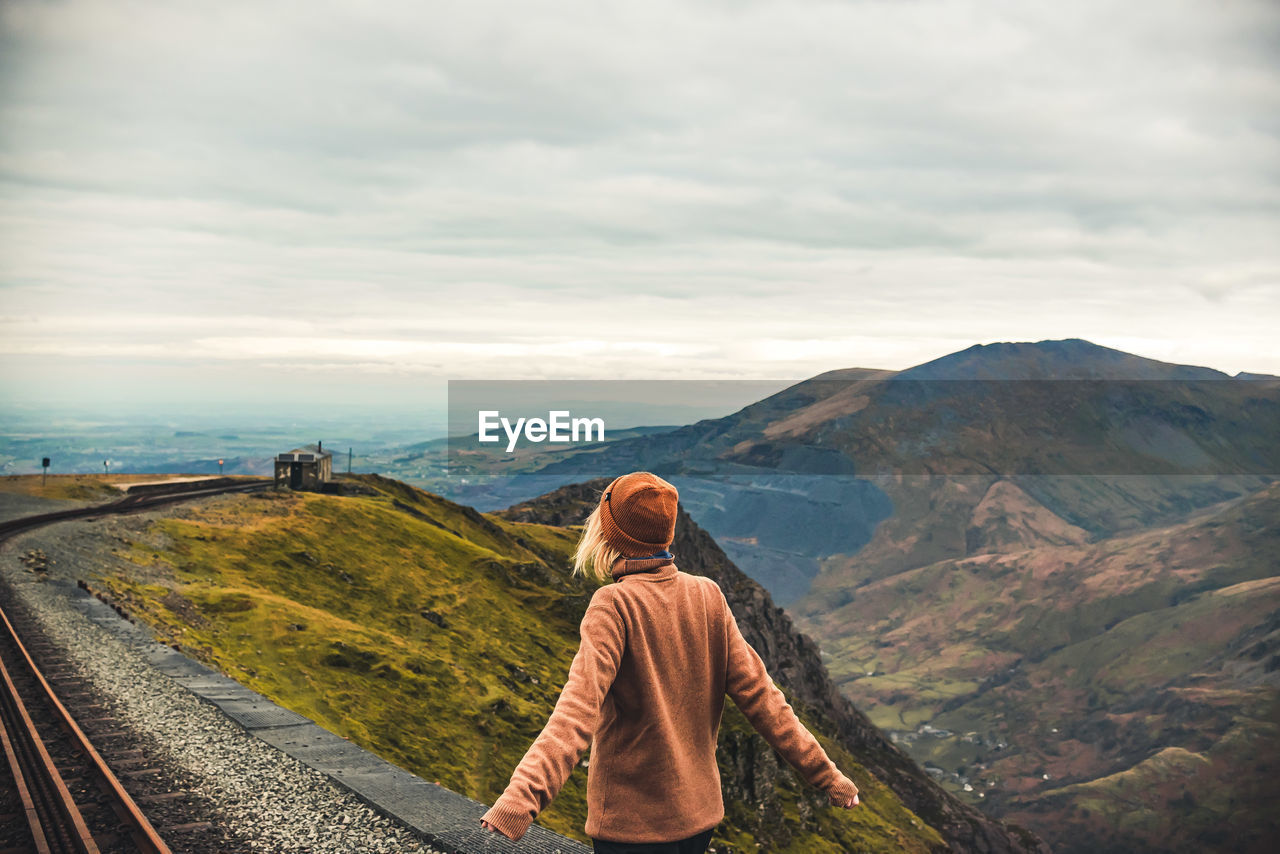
[793,475,1280,854]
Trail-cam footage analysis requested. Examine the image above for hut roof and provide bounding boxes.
[286,444,332,459]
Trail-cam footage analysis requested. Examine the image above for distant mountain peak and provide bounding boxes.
[898,338,1231,381]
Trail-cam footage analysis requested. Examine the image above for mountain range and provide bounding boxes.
[405,339,1279,852]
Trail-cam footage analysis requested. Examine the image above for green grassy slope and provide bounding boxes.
[95,475,942,852]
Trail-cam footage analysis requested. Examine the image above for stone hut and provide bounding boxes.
[274,442,333,490]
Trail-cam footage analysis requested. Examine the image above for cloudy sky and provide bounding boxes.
[1,0,1277,417]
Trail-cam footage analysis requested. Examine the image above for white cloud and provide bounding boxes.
[1,0,1278,410]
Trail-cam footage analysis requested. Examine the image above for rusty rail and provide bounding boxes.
[0,603,172,854]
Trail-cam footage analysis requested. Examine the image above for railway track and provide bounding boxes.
[0,479,272,542]
[0,478,272,853]
[0,598,173,854]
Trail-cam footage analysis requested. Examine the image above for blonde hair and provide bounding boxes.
[572,501,623,583]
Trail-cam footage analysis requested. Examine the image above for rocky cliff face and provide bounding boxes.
[500,478,1046,854]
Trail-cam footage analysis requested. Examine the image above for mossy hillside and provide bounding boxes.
[99,476,940,852]
[107,485,593,836]
[805,727,943,853]
[714,698,943,854]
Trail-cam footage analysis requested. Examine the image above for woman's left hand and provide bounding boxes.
[480,819,514,839]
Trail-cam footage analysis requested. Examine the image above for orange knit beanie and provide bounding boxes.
[599,472,679,557]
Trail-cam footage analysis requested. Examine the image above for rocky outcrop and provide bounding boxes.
[500,478,1048,854]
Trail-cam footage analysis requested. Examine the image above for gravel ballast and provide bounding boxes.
[1,515,445,854]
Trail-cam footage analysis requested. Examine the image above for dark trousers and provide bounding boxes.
[591,827,714,854]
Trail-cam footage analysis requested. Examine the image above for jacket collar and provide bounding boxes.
[610,551,677,582]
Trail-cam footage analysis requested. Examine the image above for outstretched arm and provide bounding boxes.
[480,589,626,840]
[722,591,860,807]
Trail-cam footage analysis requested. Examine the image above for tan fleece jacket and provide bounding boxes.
[480,553,860,843]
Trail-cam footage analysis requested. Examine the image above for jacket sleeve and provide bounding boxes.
[480,588,626,840]
[721,588,860,804]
